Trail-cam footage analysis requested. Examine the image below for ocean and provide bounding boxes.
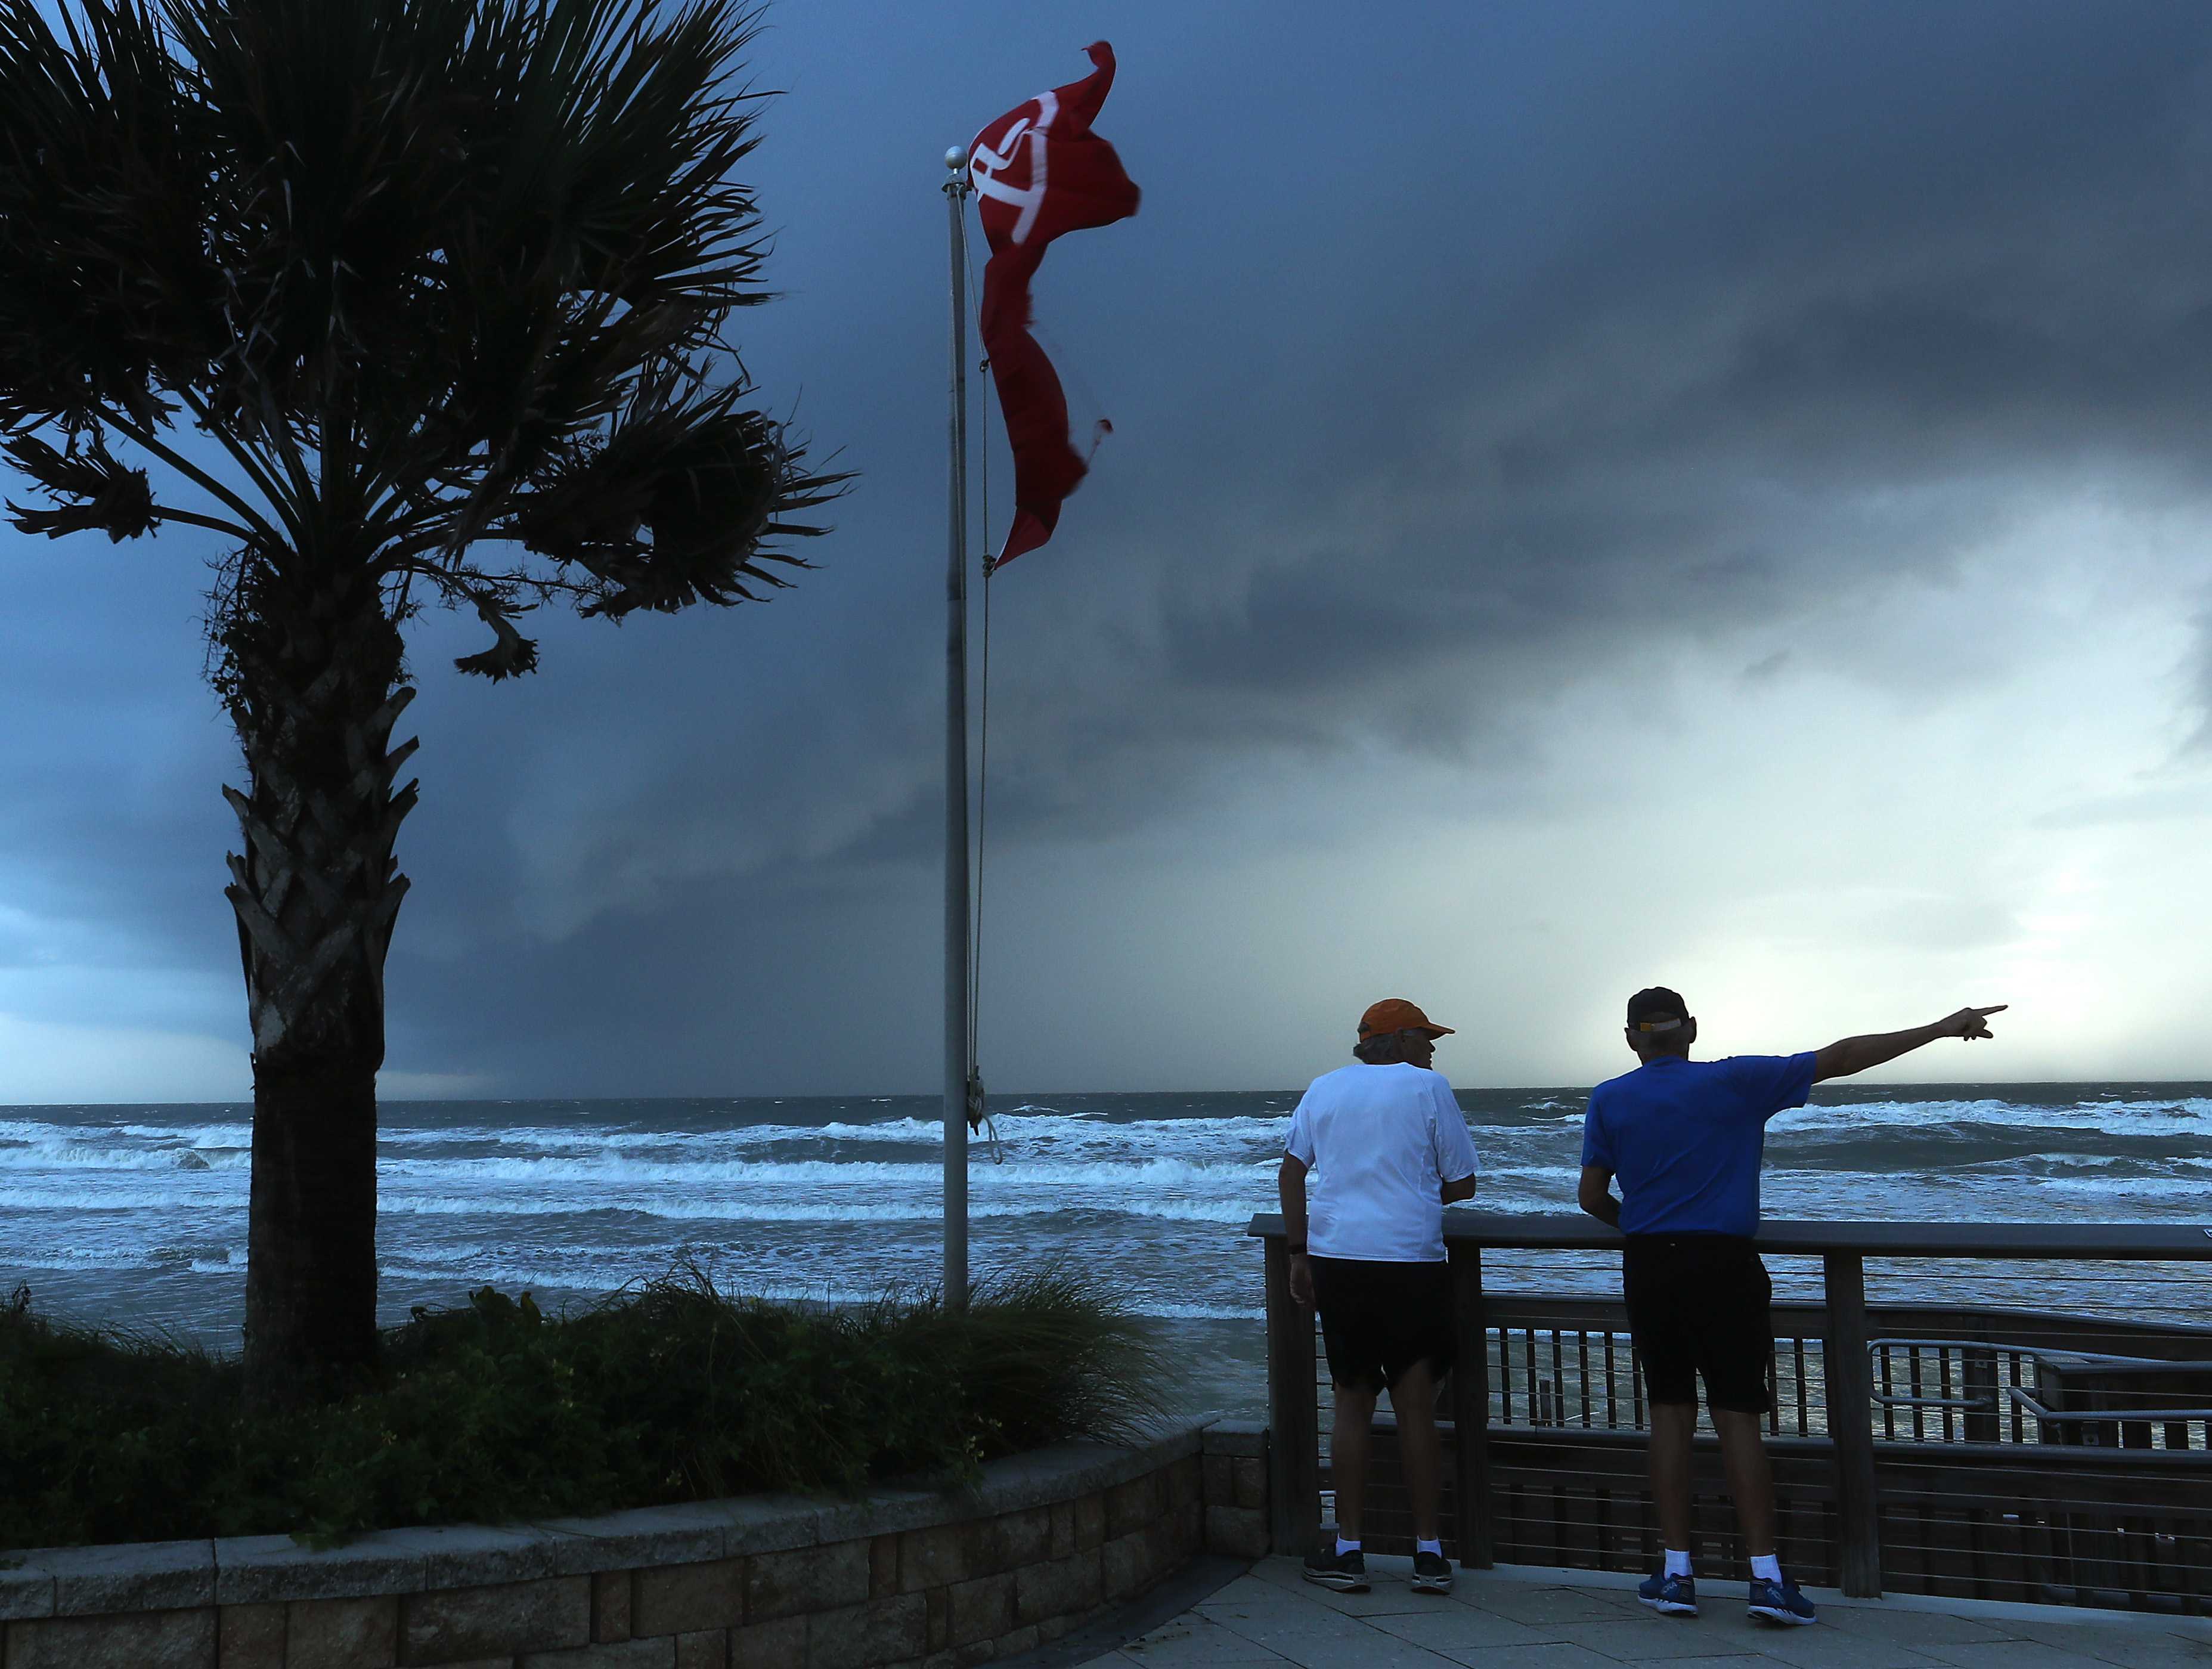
[2,1082,2206,1418]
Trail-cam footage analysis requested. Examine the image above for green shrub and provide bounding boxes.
[0,1267,1170,1550]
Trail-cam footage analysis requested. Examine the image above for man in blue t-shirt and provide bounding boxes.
[1578,986,2003,1628]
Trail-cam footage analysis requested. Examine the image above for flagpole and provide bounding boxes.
[941,146,973,1314]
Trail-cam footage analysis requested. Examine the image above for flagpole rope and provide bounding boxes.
[965,199,1001,1162]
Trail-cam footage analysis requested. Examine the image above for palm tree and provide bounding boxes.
[0,0,839,1401]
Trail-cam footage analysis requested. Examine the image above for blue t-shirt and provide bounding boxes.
[1579,1053,1818,1237]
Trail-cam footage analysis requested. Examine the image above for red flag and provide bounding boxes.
[968,42,1140,569]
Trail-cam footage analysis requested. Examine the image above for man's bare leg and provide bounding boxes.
[1713,1408,1777,1557]
[1331,1382,1378,1541]
[1389,1361,1443,1543]
[1648,1402,1699,1554]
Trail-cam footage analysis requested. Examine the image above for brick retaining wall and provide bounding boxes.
[0,1420,1271,1669]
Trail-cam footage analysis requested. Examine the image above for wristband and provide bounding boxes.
[1287,1241,1308,1255]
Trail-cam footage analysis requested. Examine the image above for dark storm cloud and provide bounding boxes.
[0,528,239,975]
[333,0,2212,1085]
[965,2,2212,810]
[8,0,2212,1092]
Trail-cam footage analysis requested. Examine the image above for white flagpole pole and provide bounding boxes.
[941,147,973,1313]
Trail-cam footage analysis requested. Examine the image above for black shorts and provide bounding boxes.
[1309,1256,1454,1395]
[1622,1234,1774,1414]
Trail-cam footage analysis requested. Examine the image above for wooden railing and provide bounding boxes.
[1251,1213,2212,1613]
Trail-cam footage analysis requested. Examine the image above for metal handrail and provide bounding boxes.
[2007,1386,2212,1425]
[1865,1336,2018,1409]
[1861,1336,2212,1416]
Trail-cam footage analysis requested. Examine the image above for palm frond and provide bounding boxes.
[0,0,221,431]
[492,373,843,618]
[0,0,842,664]
[3,431,156,540]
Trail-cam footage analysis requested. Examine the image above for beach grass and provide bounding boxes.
[0,1265,1172,1550]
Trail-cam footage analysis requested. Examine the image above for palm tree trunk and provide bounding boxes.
[221,560,417,1402]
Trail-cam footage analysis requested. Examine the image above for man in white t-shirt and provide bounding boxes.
[1278,998,1480,1597]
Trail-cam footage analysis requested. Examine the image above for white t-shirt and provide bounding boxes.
[1282,1062,1481,1263]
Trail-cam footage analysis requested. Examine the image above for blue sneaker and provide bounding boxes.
[1638,1569,1697,1615]
[1748,1573,1816,1625]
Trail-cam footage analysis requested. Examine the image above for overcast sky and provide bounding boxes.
[7,1,2212,1102]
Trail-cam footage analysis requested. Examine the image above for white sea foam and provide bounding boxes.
[374,1194,1260,1225]
[378,1153,1274,1190]
[2009,1173,2212,1200]
[0,1138,249,1172]
[379,1260,622,1294]
[0,1182,236,1213]
[115,1123,254,1147]
[0,1247,163,1272]
[1130,1302,1266,1321]
[1773,1097,2212,1137]
[0,1106,1300,1170]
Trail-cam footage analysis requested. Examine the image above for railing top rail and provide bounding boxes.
[1245,1211,2212,1261]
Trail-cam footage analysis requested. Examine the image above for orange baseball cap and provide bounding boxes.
[1358,998,1454,1039]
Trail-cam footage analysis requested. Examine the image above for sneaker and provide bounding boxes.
[1747,1574,1817,1625]
[1410,1549,1454,1594]
[1302,1541,1368,1592]
[1637,1569,1698,1615]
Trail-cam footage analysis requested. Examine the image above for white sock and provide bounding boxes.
[1751,1554,1782,1583]
[1416,1538,1443,1556]
[1335,1536,1361,1556]
[1664,1549,1692,1578]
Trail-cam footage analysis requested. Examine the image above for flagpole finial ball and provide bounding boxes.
[944,145,968,171]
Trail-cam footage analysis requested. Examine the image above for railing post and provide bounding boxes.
[1448,1242,1494,1569]
[1263,1234,1320,1556]
[2033,1355,2084,1447]
[1821,1251,1882,1596]
[1962,1346,2000,1444]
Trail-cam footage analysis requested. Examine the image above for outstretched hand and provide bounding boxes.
[1943,1005,2006,1041]
[1817,1004,2007,1082]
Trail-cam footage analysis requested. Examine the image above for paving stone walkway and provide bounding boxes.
[1079,1556,2212,1669]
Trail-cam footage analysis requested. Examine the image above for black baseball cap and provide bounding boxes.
[1626,987,1690,1032]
